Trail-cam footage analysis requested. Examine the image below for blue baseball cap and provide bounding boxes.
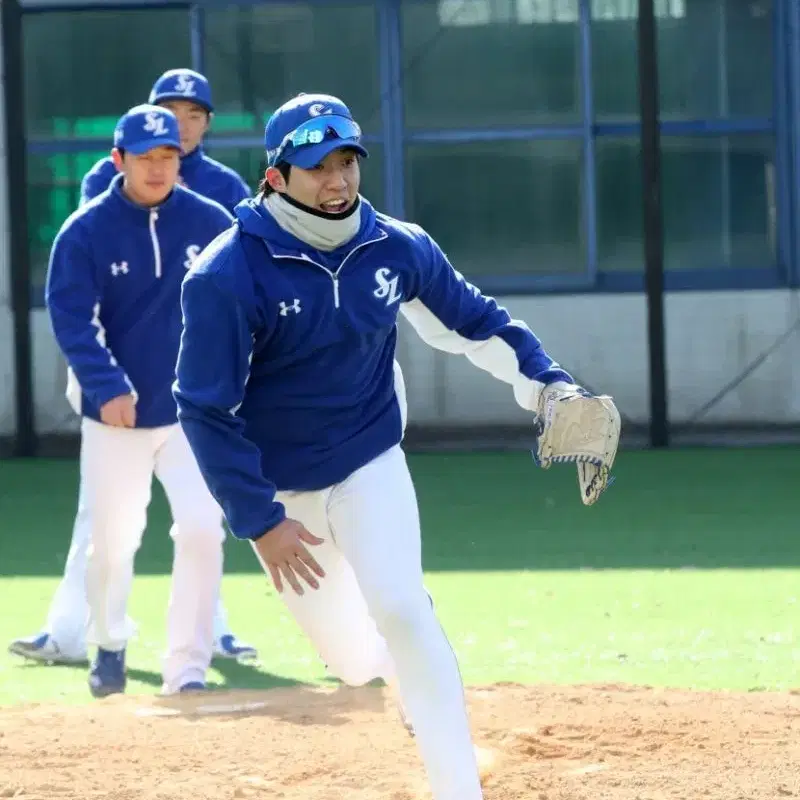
[113,104,182,155]
[264,93,368,169]
[149,69,214,113]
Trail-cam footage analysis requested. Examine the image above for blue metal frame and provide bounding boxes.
[21,0,794,299]
[773,0,792,286]
[189,4,205,75]
[377,0,405,219]
[787,0,800,287]
[579,0,598,283]
[594,118,774,137]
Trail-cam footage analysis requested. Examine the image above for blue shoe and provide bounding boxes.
[88,648,126,698]
[179,681,206,693]
[8,632,87,665]
[213,634,257,661]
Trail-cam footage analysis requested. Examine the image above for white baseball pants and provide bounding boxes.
[42,479,235,661]
[251,445,483,800]
[79,417,225,692]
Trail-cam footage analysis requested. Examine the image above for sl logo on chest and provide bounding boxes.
[373,267,402,306]
[183,245,202,270]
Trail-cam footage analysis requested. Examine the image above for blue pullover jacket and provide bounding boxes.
[173,195,574,540]
[46,174,234,428]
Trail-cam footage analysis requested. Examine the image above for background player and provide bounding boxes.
[45,104,234,697]
[81,68,251,213]
[172,92,610,798]
[8,69,256,665]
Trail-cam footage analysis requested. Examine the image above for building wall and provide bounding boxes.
[24,288,800,435]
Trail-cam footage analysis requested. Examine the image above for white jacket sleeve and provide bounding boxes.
[400,229,574,413]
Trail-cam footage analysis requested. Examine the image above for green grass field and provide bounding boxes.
[1,446,798,708]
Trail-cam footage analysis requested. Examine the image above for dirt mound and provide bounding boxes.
[1,682,799,799]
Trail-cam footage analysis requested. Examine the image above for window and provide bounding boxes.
[23,10,191,139]
[401,0,582,129]
[404,140,585,278]
[203,4,380,136]
[596,135,776,271]
[206,144,386,211]
[593,0,772,121]
[27,152,104,293]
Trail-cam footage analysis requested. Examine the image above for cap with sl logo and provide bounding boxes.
[113,104,182,154]
[264,92,368,169]
[149,68,214,113]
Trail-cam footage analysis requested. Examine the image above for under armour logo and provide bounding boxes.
[143,111,168,136]
[373,267,402,306]
[174,74,196,96]
[308,103,332,117]
[110,262,129,277]
[183,244,201,270]
[279,299,302,316]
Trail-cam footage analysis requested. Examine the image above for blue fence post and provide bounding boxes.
[578,0,598,284]
[377,0,406,220]
[189,4,205,76]
[786,0,800,287]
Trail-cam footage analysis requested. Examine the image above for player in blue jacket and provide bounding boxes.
[8,69,256,667]
[42,104,234,698]
[80,69,251,214]
[173,93,590,799]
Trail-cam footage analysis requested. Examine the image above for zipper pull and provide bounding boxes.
[333,277,340,309]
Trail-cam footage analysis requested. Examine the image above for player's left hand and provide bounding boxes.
[532,381,621,505]
[253,518,326,595]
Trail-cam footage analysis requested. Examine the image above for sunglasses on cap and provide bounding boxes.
[267,115,364,167]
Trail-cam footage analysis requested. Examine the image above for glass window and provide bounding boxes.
[596,135,776,271]
[203,4,380,135]
[206,144,386,211]
[28,152,102,297]
[401,0,582,128]
[593,0,773,121]
[23,10,191,139]
[405,139,585,277]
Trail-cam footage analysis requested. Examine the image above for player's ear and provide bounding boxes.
[265,166,287,193]
[110,148,125,172]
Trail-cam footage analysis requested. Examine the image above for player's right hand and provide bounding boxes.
[254,519,326,596]
[100,394,137,428]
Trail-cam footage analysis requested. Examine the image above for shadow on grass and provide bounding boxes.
[5,649,329,694]
[3,447,800,575]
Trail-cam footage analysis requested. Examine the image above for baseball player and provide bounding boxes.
[44,104,234,698]
[81,68,251,213]
[8,69,256,666]
[173,93,619,798]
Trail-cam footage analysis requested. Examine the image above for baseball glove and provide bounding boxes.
[532,383,621,506]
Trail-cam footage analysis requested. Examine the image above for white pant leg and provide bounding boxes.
[154,424,225,692]
[43,479,91,659]
[43,459,231,655]
[250,488,392,687]
[328,446,482,800]
[83,418,155,652]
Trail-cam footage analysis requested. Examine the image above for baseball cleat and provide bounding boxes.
[8,632,88,665]
[213,634,258,661]
[179,681,207,693]
[88,647,126,698]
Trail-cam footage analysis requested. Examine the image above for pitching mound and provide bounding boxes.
[1,682,799,799]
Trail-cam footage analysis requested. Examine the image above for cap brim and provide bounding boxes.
[285,139,369,169]
[124,139,182,155]
[153,94,213,113]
